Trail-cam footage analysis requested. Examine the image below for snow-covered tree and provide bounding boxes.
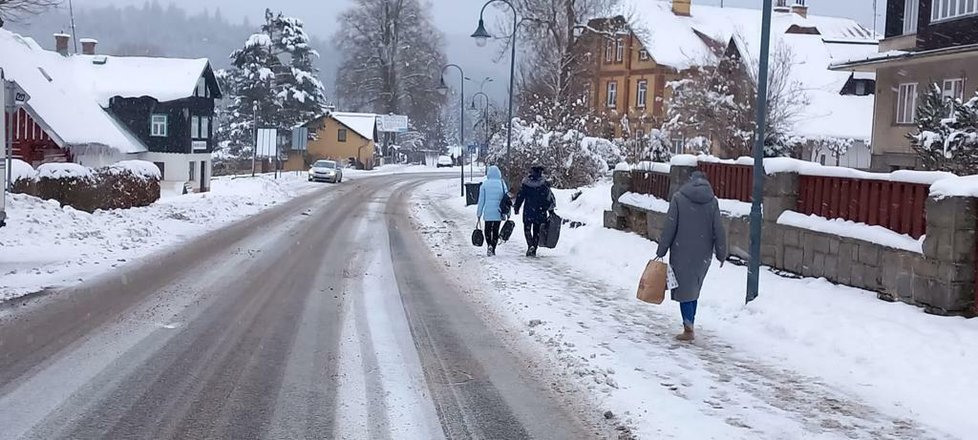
[335,0,446,145]
[663,41,808,159]
[620,128,671,163]
[809,136,854,165]
[909,84,978,175]
[225,10,328,147]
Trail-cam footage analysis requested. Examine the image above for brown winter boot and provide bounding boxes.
[675,324,695,342]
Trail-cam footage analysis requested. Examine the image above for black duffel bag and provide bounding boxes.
[500,220,516,242]
[472,221,485,247]
[538,213,562,249]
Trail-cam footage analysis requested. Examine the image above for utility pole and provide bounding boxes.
[747,0,775,304]
[68,0,78,54]
[252,101,258,177]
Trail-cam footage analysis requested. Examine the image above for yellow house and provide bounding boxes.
[286,112,377,171]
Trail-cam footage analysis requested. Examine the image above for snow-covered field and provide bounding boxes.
[411,177,978,439]
[0,164,440,302]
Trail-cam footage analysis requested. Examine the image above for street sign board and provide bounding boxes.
[257,128,277,157]
[468,143,478,154]
[377,114,409,133]
[292,127,308,151]
[3,80,29,111]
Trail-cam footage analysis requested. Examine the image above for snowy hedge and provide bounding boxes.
[10,159,38,195]
[33,161,161,212]
[909,85,978,175]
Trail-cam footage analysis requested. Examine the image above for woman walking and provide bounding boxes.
[656,171,728,342]
[477,166,509,256]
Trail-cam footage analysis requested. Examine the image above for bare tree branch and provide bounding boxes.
[0,0,61,27]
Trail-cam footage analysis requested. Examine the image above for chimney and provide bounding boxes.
[54,33,70,56]
[774,0,791,13]
[672,0,691,16]
[80,38,98,55]
[791,0,809,18]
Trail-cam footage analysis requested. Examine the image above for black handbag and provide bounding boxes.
[500,220,516,242]
[472,221,485,247]
[499,192,513,217]
[539,213,562,249]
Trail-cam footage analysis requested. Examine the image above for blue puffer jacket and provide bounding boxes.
[477,166,509,222]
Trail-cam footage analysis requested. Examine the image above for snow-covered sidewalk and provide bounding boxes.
[411,178,978,440]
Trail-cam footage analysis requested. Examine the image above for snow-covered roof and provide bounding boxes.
[619,1,879,141]
[621,0,877,70]
[0,30,147,154]
[331,112,377,142]
[0,29,215,155]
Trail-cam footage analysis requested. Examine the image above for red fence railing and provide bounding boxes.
[698,162,753,202]
[797,176,928,239]
[631,171,670,200]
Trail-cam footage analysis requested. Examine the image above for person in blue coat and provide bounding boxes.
[514,165,555,257]
[477,165,509,256]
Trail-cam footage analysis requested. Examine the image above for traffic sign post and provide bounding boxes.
[1,73,30,228]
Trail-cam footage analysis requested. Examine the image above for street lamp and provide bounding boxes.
[472,0,518,162]
[746,0,775,304]
[471,92,491,161]
[439,64,466,197]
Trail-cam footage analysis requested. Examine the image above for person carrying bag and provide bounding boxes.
[476,166,509,256]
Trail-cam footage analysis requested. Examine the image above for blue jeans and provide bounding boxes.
[680,300,698,327]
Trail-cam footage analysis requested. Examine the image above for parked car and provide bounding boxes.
[437,155,454,168]
[308,160,343,183]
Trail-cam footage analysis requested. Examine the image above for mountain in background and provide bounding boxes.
[6,2,340,99]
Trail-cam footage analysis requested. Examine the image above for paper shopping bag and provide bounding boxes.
[636,260,667,304]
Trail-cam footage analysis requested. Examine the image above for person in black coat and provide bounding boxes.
[514,165,555,257]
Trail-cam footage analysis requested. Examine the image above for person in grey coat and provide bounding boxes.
[656,171,728,342]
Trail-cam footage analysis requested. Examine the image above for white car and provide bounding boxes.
[308,160,343,183]
[436,155,454,168]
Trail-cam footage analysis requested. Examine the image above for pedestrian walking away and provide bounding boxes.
[656,171,728,342]
[476,165,509,256]
[514,165,555,257]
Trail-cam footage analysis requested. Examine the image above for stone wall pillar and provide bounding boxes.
[604,169,633,230]
[668,164,696,199]
[915,196,978,314]
[761,172,799,266]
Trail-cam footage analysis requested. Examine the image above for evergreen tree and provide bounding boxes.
[226,10,327,147]
[909,84,978,174]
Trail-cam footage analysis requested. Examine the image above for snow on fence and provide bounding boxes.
[797,176,928,239]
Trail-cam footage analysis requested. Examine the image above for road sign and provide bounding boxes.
[292,127,309,151]
[3,79,29,111]
[377,114,409,133]
[257,128,277,157]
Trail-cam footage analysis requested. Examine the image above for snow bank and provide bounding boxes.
[105,160,161,180]
[613,162,631,172]
[778,210,924,253]
[633,161,671,174]
[618,192,669,213]
[11,159,36,182]
[930,175,978,199]
[36,163,94,180]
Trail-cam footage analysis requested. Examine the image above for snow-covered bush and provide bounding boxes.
[34,162,160,212]
[10,159,38,195]
[909,84,978,175]
[487,118,608,189]
[620,128,671,163]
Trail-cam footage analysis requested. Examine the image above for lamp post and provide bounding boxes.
[251,101,258,178]
[471,0,518,162]
[438,64,466,197]
[471,92,491,167]
[747,0,775,304]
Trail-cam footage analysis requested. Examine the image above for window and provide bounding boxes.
[189,161,196,181]
[671,137,685,154]
[338,128,348,142]
[194,77,209,98]
[191,116,200,139]
[855,81,867,96]
[605,39,614,62]
[943,78,965,102]
[904,0,919,34]
[932,0,978,21]
[190,116,211,139]
[615,38,624,62]
[606,81,618,108]
[639,49,649,61]
[150,114,168,137]
[896,83,918,124]
[636,80,649,108]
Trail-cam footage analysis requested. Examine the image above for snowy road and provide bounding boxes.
[0,174,611,439]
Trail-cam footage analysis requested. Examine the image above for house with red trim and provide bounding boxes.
[0,29,221,194]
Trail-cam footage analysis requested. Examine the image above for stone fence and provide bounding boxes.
[604,163,977,315]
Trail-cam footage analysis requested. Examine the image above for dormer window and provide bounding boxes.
[194,77,210,98]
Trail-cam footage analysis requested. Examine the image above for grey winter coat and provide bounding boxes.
[655,173,728,303]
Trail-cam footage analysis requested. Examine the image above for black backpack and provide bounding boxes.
[499,191,513,216]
